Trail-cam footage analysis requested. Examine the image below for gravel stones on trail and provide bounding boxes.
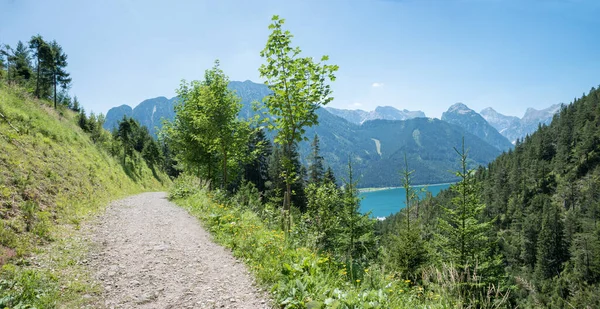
[89,192,271,308]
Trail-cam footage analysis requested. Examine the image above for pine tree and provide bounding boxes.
[435,139,504,302]
[10,41,32,84]
[401,154,415,231]
[243,128,272,192]
[115,116,134,165]
[308,134,324,184]
[29,35,53,99]
[324,166,337,185]
[48,41,71,109]
[72,95,81,112]
[437,140,493,269]
[341,156,376,278]
[535,202,567,280]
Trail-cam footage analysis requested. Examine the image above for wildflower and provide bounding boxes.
[356,279,361,283]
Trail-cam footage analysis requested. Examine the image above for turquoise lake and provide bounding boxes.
[359,183,452,218]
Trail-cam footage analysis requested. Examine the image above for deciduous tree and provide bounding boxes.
[259,15,338,232]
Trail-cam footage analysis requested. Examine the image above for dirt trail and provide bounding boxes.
[89,192,271,309]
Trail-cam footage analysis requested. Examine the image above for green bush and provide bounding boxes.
[170,178,454,309]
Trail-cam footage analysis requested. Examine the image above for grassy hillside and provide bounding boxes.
[0,83,169,308]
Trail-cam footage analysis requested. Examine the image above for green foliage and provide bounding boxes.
[103,80,503,188]
[163,61,251,190]
[308,134,325,184]
[0,265,56,309]
[259,15,338,233]
[171,177,470,309]
[434,141,505,304]
[0,83,169,307]
[436,143,493,270]
[242,127,272,192]
[47,40,71,109]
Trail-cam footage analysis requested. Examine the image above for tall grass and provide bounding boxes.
[0,83,169,308]
[171,176,510,308]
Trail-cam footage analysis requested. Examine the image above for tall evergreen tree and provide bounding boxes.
[8,41,32,84]
[435,139,504,300]
[115,116,134,165]
[48,41,71,109]
[29,35,52,99]
[535,202,568,280]
[308,134,324,184]
[324,166,337,185]
[0,44,7,80]
[243,128,272,192]
[401,154,415,231]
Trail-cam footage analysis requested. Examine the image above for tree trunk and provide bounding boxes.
[35,57,40,98]
[285,183,292,233]
[208,159,212,191]
[222,144,227,189]
[53,73,57,109]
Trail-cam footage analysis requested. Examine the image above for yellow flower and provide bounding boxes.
[404,279,411,283]
[356,279,361,283]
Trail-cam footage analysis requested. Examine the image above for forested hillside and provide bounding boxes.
[475,86,600,307]
[300,114,501,187]
[379,86,600,308]
[0,35,170,307]
[105,83,502,187]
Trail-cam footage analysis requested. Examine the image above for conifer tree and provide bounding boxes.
[308,134,324,184]
[10,41,32,84]
[29,35,52,99]
[401,154,415,231]
[324,166,337,185]
[535,202,567,280]
[436,139,503,296]
[48,41,71,109]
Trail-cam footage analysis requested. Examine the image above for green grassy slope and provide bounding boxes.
[0,84,169,307]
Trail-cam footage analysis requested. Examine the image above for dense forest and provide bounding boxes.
[380,86,600,308]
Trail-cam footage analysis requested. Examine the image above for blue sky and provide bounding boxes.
[1,0,599,118]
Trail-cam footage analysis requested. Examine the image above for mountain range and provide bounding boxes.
[480,104,562,143]
[103,80,560,187]
[325,106,425,124]
[441,103,513,151]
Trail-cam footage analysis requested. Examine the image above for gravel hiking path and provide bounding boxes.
[89,192,271,309]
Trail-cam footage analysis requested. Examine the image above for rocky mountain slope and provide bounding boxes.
[441,103,514,151]
[480,104,561,143]
[326,106,425,124]
[104,81,505,186]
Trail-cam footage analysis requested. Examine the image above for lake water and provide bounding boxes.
[359,183,452,218]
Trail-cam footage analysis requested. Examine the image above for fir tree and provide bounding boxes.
[308,134,324,184]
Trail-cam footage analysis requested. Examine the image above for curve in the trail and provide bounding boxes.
[90,192,271,309]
